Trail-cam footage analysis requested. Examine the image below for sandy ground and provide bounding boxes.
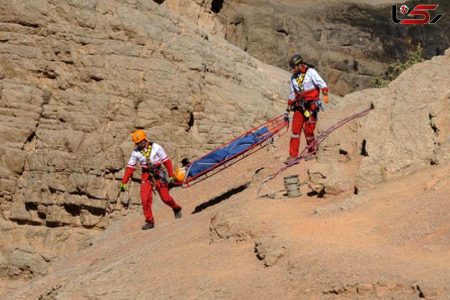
[2,127,450,299]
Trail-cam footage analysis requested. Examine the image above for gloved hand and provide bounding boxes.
[323,94,329,104]
[283,112,290,122]
[119,182,127,192]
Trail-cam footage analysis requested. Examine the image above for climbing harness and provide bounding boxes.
[140,143,170,186]
[295,72,306,88]
[140,143,152,161]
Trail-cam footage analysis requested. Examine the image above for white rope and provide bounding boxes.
[10,183,252,299]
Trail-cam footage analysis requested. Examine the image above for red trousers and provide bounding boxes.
[289,110,317,158]
[140,174,181,223]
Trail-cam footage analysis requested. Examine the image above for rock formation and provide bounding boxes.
[1,0,450,298]
[0,0,287,228]
[309,49,450,195]
[159,0,450,95]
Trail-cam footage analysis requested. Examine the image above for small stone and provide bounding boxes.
[357,283,373,295]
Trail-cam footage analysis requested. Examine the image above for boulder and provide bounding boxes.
[309,51,450,193]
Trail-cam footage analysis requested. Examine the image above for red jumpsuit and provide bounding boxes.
[290,109,317,158]
[288,67,328,158]
[121,142,181,223]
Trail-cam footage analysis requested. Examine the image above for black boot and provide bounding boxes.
[141,221,155,230]
[173,207,182,219]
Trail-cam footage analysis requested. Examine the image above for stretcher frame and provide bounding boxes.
[179,114,289,188]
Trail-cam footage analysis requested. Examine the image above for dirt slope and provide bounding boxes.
[4,130,449,299]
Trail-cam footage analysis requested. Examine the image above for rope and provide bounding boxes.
[56,187,254,297]
[263,104,373,184]
[9,182,253,299]
[9,106,373,299]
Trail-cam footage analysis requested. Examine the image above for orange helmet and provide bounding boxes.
[174,167,186,182]
[131,130,147,144]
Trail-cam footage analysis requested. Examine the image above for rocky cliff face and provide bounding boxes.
[159,0,450,95]
[1,1,450,295]
[309,49,450,196]
[0,0,287,229]
[338,0,450,60]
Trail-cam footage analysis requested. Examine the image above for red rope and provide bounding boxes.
[265,105,373,182]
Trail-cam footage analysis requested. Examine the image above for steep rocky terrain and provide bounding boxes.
[3,85,449,298]
[0,0,449,299]
[0,0,287,231]
[3,47,450,300]
[0,0,289,288]
[308,50,450,195]
[160,0,450,95]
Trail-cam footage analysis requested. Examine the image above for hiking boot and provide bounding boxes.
[173,207,182,219]
[141,221,155,230]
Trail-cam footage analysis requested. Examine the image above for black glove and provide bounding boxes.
[283,112,290,122]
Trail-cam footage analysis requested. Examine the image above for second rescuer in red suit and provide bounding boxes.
[286,54,329,161]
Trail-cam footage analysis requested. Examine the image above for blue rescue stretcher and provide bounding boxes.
[180,114,289,188]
